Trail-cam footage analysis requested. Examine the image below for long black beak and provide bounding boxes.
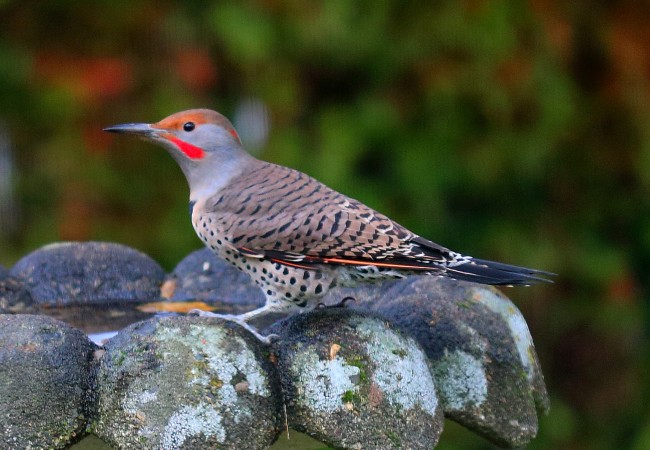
[103,123,155,136]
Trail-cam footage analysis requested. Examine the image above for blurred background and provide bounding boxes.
[0,1,648,449]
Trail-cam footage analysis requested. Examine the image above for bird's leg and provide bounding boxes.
[188,304,279,344]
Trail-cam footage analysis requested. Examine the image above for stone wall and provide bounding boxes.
[0,242,549,449]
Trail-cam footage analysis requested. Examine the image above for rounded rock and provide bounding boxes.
[94,316,281,449]
[167,248,264,311]
[343,276,549,448]
[0,314,98,449]
[0,268,32,313]
[271,308,443,450]
[10,242,166,305]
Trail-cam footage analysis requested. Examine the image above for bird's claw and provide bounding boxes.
[264,333,281,344]
[316,296,356,309]
[336,296,356,308]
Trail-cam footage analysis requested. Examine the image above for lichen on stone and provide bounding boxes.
[473,289,537,380]
[354,317,439,415]
[432,349,488,411]
[291,349,361,413]
[160,403,225,448]
[121,389,158,415]
[158,324,270,395]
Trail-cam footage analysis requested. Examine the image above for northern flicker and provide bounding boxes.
[105,109,552,342]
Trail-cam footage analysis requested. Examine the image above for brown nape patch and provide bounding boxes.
[152,108,236,132]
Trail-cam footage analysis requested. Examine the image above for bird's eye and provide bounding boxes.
[183,122,195,132]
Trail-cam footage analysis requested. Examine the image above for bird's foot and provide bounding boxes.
[316,296,356,309]
[187,309,278,344]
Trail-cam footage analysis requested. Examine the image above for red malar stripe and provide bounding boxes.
[167,136,206,159]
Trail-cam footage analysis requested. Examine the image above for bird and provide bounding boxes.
[105,109,553,342]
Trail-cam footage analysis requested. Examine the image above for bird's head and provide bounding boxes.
[105,109,254,199]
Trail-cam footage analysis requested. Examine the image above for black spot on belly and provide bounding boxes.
[315,284,323,294]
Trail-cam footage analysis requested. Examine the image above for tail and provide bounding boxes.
[444,258,555,286]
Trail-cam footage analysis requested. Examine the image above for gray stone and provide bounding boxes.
[336,277,549,448]
[0,314,98,449]
[166,248,264,314]
[94,316,281,449]
[0,268,32,313]
[271,308,443,450]
[10,242,166,305]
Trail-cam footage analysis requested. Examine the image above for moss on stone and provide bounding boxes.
[344,355,369,384]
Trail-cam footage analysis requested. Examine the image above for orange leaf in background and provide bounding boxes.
[529,0,573,61]
[495,53,533,89]
[34,53,133,104]
[606,273,637,305]
[174,48,218,91]
[80,57,133,99]
[609,9,650,89]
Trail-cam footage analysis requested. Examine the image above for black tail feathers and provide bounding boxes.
[445,258,555,286]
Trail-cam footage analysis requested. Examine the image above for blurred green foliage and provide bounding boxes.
[0,1,649,449]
